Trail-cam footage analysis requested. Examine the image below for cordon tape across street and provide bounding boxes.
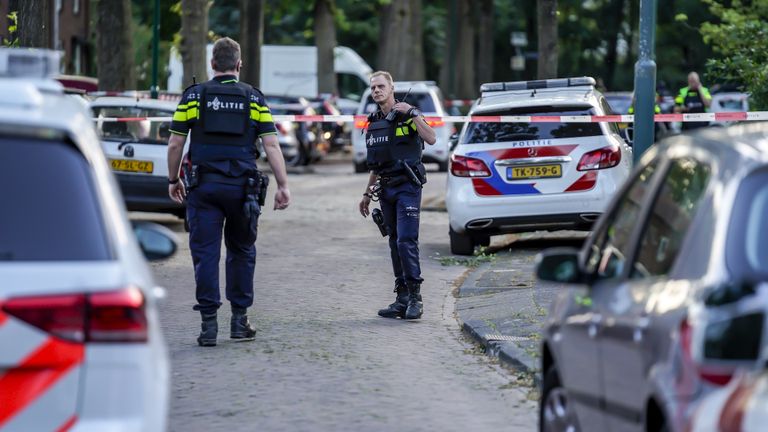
[93,111,768,123]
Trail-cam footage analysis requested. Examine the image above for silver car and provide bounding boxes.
[0,48,175,431]
[536,122,768,431]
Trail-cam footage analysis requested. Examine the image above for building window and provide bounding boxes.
[74,0,80,15]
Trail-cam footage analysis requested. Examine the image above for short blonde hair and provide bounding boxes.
[370,71,393,86]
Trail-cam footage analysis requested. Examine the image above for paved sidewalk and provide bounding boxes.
[454,233,586,386]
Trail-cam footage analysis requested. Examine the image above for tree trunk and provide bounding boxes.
[17,0,50,48]
[97,0,135,91]
[377,0,425,81]
[455,0,475,98]
[476,0,494,85]
[602,0,625,89]
[180,0,209,87]
[537,0,558,79]
[314,0,337,96]
[240,0,264,88]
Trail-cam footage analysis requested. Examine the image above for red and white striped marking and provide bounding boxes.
[0,309,83,431]
[92,111,768,123]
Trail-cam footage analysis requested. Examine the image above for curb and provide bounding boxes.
[454,256,544,388]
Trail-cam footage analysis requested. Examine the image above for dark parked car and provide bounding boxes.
[536,122,768,431]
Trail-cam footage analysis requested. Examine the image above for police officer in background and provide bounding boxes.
[674,71,712,131]
[358,71,436,320]
[167,37,291,346]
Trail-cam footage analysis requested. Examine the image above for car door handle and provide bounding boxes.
[588,314,602,339]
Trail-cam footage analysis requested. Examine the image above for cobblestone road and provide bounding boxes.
[148,160,537,431]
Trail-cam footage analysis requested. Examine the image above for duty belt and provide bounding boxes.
[200,172,250,186]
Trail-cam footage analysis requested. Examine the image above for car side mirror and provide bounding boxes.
[622,126,634,146]
[449,133,459,151]
[535,248,583,283]
[133,222,178,261]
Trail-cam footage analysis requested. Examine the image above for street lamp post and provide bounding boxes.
[633,0,658,164]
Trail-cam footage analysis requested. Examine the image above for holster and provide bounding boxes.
[183,164,200,190]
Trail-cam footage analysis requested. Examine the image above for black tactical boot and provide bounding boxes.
[377,282,409,318]
[405,284,423,320]
[230,308,257,340]
[197,312,218,347]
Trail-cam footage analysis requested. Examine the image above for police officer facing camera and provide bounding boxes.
[358,71,436,320]
[674,71,712,131]
[167,37,291,347]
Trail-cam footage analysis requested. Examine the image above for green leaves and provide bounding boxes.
[701,0,768,109]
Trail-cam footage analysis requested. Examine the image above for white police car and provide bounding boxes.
[352,81,452,172]
[90,96,189,220]
[0,48,174,431]
[446,77,632,255]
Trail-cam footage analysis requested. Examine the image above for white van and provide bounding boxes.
[167,44,372,113]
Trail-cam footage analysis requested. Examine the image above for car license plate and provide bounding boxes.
[507,164,562,180]
[110,159,154,173]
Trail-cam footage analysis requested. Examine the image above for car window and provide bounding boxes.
[92,106,173,144]
[363,91,437,114]
[461,105,603,144]
[727,168,768,280]
[585,161,659,279]
[599,96,622,135]
[631,158,711,278]
[0,137,112,261]
[337,72,367,102]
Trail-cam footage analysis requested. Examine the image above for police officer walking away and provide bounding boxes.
[358,71,436,320]
[674,71,712,131]
[167,37,291,346]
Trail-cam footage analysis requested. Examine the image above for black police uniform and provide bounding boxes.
[170,75,276,345]
[366,107,427,320]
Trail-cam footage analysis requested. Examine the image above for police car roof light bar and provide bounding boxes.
[0,48,62,79]
[479,76,596,95]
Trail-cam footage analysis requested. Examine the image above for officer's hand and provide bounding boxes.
[392,102,413,114]
[359,195,371,217]
[169,182,186,204]
[274,186,290,210]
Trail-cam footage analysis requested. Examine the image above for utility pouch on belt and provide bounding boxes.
[403,162,426,188]
[184,164,200,189]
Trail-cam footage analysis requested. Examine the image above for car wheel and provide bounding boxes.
[353,160,368,174]
[449,226,475,255]
[540,366,580,432]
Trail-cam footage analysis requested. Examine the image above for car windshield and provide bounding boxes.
[727,168,768,280]
[92,106,173,144]
[461,105,603,143]
[0,136,111,261]
[363,91,437,114]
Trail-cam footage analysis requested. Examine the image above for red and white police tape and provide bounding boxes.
[93,111,768,123]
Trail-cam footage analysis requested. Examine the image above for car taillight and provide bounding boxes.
[2,287,148,343]
[450,154,491,177]
[679,318,733,387]
[577,144,621,171]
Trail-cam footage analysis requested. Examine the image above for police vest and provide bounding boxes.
[190,80,257,164]
[365,113,422,172]
[677,87,710,114]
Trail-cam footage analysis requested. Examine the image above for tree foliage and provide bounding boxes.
[700,0,768,109]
